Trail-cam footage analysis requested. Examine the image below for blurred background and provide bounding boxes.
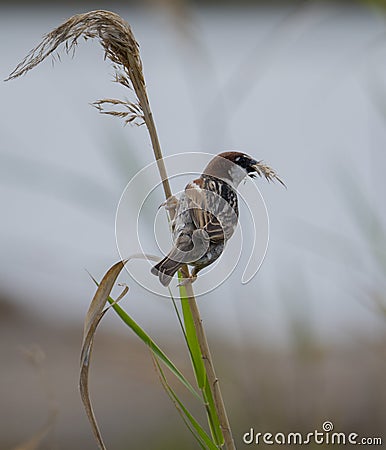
[1,0,386,448]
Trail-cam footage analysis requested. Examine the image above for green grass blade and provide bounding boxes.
[153,355,219,450]
[178,281,206,389]
[168,287,189,346]
[203,381,223,446]
[89,274,201,401]
[107,297,202,402]
[178,279,223,446]
[110,292,222,446]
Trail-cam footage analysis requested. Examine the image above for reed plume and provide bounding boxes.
[6,10,172,201]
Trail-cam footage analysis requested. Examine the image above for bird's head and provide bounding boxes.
[203,151,285,188]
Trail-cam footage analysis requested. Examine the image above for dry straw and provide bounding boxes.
[7,10,236,450]
[6,10,172,202]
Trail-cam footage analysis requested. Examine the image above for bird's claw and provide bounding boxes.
[176,273,198,287]
[159,195,178,213]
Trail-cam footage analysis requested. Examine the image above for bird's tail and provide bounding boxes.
[151,256,184,287]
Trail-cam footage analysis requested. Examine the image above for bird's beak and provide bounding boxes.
[249,162,260,178]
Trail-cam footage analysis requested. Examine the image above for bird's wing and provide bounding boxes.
[185,179,229,243]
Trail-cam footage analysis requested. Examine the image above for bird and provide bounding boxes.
[151,151,284,286]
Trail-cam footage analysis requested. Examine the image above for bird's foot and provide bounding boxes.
[159,195,178,213]
[176,268,199,287]
[177,273,197,287]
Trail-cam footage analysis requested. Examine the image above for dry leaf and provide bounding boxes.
[80,259,128,450]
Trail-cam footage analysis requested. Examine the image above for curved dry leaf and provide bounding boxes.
[81,259,128,358]
[80,259,128,450]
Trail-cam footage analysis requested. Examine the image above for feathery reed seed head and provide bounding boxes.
[6,10,147,126]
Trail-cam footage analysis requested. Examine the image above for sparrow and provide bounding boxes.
[151,151,284,286]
